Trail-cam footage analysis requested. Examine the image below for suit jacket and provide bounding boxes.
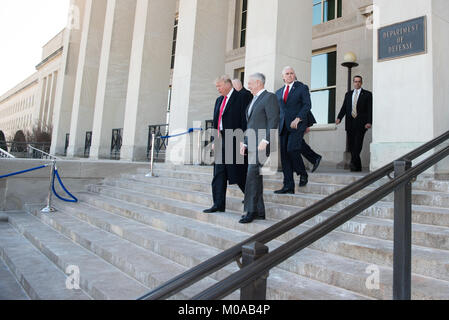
[213,89,250,133]
[337,88,373,132]
[306,111,317,128]
[212,89,252,185]
[245,90,280,155]
[276,81,312,152]
[277,81,312,135]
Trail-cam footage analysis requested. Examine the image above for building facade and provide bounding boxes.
[0,30,64,142]
[1,0,448,174]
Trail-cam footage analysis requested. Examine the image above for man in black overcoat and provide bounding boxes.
[204,75,252,213]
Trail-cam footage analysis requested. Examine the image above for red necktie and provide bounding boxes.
[283,85,290,103]
[217,96,228,136]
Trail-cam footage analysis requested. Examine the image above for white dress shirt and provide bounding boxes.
[247,88,266,117]
[246,88,269,146]
[282,81,295,99]
[219,88,234,131]
[352,88,362,105]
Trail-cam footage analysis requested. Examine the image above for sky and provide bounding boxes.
[0,0,70,95]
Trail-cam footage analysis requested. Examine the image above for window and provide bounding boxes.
[170,17,179,69]
[234,68,245,84]
[313,0,342,26]
[240,0,248,47]
[235,0,248,48]
[310,48,337,124]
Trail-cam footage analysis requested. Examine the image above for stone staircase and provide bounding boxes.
[2,163,449,300]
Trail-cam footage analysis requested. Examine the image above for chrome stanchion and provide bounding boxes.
[146,134,158,178]
[41,160,57,213]
[197,127,203,165]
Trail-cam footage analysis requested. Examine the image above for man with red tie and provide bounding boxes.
[275,66,312,194]
[203,75,252,213]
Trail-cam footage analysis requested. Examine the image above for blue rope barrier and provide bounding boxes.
[52,168,78,203]
[160,128,203,139]
[0,165,48,179]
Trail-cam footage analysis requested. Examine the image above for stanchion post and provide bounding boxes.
[41,160,57,213]
[146,133,158,178]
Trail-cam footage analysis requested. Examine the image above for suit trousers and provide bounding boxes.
[348,127,367,170]
[301,139,321,165]
[243,161,265,214]
[280,131,307,190]
[212,164,246,210]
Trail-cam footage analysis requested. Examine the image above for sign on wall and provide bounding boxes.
[378,16,427,62]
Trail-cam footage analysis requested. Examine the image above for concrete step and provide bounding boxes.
[118,174,449,229]
[145,163,449,193]
[65,193,449,299]
[34,202,369,300]
[5,212,150,300]
[0,221,91,300]
[0,255,30,300]
[81,187,449,283]
[24,206,238,300]
[133,169,449,209]
[103,177,449,244]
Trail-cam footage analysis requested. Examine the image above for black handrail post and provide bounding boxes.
[393,159,412,300]
[240,242,269,300]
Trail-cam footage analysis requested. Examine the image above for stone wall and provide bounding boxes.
[0,159,149,211]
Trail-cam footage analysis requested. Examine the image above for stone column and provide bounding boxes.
[166,0,229,164]
[50,0,86,155]
[67,0,107,158]
[36,76,48,128]
[47,71,58,128]
[371,0,449,174]
[89,0,137,160]
[244,0,313,91]
[120,0,176,162]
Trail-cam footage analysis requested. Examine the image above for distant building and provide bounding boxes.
[0,30,64,142]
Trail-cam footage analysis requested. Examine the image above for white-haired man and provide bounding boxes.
[203,75,251,214]
[275,66,312,193]
[240,73,280,224]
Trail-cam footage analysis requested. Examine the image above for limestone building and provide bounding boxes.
[0,30,64,142]
[1,0,449,174]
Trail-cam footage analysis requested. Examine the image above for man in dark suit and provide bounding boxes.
[336,75,372,172]
[232,78,253,108]
[275,66,312,194]
[240,73,280,224]
[302,111,322,172]
[204,75,252,213]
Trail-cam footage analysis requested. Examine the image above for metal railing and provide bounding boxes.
[0,147,15,158]
[1,142,52,159]
[147,124,169,162]
[27,144,61,161]
[138,130,449,301]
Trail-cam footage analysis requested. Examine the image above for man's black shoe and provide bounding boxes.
[274,188,294,194]
[299,176,308,187]
[350,168,362,172]
[239,212,256,224]
[203,207,225,213]
[312,156,322,173]
[241,214,265,220]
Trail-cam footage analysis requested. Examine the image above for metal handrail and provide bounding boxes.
[193,144,449,299]
[27,144,61,161]
[0,148,15,158]
[138,130,449,300]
